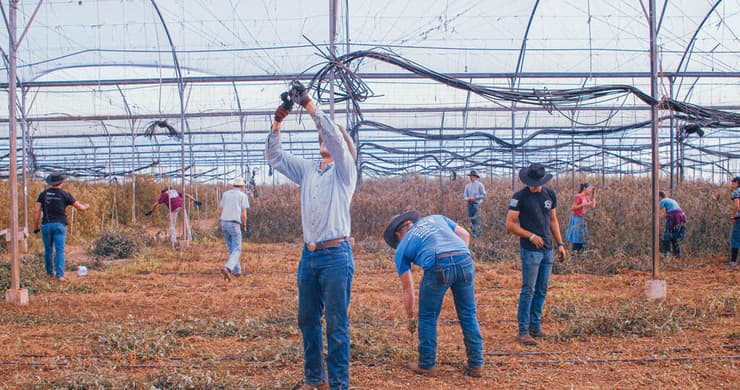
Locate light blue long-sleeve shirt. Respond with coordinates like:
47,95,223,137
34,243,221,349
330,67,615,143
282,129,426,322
265,107,357,244
464,180,486,204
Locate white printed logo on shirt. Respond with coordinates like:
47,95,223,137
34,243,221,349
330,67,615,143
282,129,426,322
544,200,552,210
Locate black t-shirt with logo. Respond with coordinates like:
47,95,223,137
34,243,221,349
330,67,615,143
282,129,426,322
36,188,76,225
508,186,558,250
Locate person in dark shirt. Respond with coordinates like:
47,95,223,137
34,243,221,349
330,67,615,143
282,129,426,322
32,172,90,280
505,164,566,346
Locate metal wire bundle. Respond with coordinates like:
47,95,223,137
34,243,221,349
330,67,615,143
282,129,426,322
142,120,182,140
659,97,740,129
308,48,658,113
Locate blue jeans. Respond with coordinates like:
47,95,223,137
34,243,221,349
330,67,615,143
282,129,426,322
41,222,67,278
517,248,554,335
467,202,482,238
221,221,242,274
417,253,483,370
660,218,684,257
297,241,354,390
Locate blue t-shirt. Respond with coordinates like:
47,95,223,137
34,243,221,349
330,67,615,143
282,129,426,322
509,186,558,251
732,188,740,218
659,198,680,213
393,215,469,276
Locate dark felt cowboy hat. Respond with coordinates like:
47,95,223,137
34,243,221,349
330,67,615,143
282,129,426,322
518,163,553,187
383,210,421,249
46,171,67,186
468,170,480,178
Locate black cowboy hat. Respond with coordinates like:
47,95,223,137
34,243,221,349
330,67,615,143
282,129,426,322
46,171,67,186
518,163,553,187
468,170,480,178
383,210,421,249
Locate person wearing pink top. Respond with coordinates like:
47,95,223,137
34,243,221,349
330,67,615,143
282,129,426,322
146,186,200,249
565,183,596,255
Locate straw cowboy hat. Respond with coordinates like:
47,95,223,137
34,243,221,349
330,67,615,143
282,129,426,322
518,163,553,186
383,210,421,249
46,172,67,186
468,170,480,178
231,177,246,186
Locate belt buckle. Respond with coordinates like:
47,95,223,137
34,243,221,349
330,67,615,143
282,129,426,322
307,242,317,251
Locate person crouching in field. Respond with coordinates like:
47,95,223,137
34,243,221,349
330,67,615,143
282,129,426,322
565,182,596,257
730,176,740,268
32,171,90,281
658,191,687,258
266,81,357,390
145,186,200,249
383,210,484,378
505,163,567,346
219,177,250,281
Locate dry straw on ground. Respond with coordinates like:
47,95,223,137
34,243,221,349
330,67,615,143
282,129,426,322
0,174,738,388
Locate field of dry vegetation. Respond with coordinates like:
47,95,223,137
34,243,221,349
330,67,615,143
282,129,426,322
1,174,738,389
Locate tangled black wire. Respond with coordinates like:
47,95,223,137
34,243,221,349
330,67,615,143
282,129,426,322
297,47,739,177
143,120,182,140
307,48,740,130
307,48,658,114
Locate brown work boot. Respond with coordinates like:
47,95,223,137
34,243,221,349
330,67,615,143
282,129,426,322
464,363,483,377
529,329,548,338
298,382,328,390
407,362,438,377
516,333,538,346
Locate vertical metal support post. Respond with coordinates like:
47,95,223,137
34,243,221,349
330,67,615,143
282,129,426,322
7,0,20,290
510,78,516,192
668,77,675,195
328,0,337,118
5,0,28,305
648,0,663,287
20,88,29,243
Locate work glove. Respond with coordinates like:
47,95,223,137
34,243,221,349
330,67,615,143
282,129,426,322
144,210,153,216
274,92,293,122
194,200,203,207
288,80,311,107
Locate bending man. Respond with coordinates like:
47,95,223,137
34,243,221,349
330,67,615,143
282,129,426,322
383,210,484,378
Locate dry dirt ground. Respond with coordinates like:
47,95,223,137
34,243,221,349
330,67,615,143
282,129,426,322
1,239,738,389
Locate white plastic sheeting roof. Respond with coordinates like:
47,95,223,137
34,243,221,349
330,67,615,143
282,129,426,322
0,0,738,183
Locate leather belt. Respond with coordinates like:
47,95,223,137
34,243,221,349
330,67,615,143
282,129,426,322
307,237,348,252
436,250,468,259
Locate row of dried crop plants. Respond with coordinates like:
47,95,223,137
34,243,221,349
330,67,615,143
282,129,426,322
252,174,734,272
0,173,734,273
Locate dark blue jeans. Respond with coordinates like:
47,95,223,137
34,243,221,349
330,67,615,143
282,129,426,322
467,202,482,238
517,248,554,335
661,217,684,257
417,253,483,370
41,222,67,278
297,241,354,390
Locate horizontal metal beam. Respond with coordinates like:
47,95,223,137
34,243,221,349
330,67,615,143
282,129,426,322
5,104,740,123
5,71,740,89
